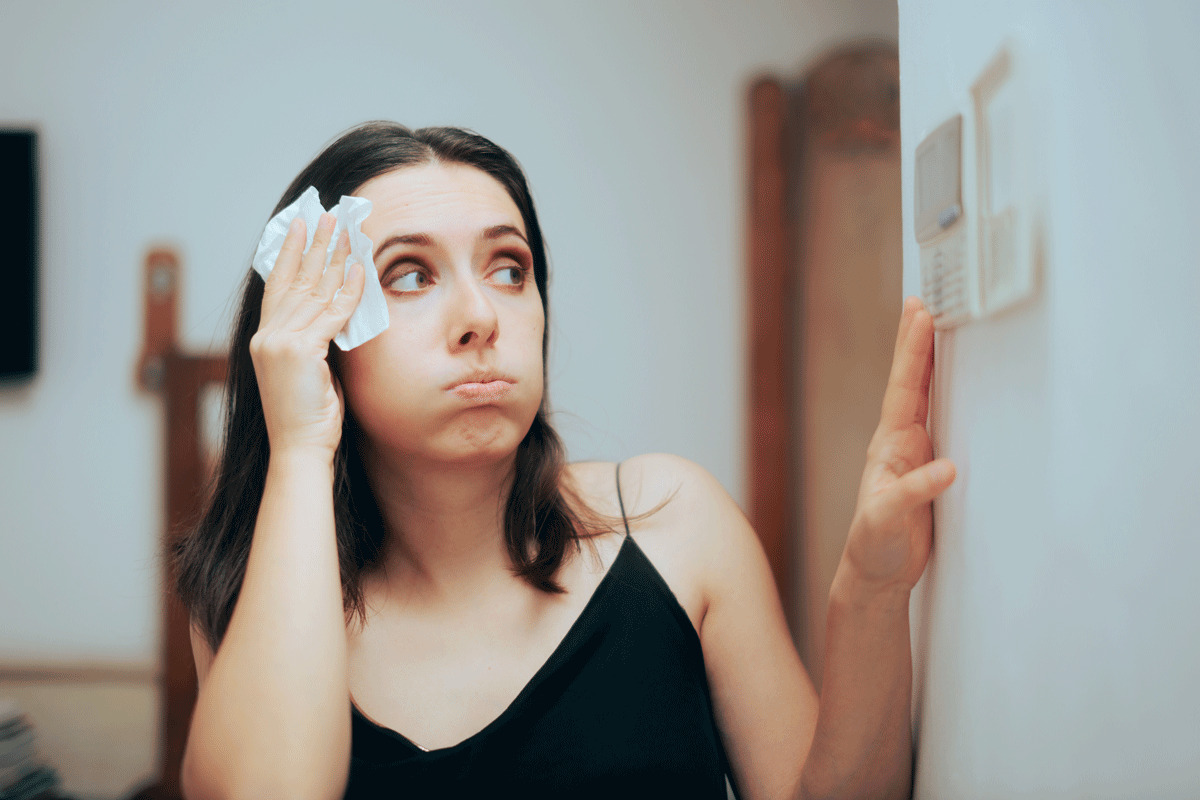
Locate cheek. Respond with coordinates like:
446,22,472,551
526,302,546,351
339,334,431,418
528,312,547,394
522,315,546,380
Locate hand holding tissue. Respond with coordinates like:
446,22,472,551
251,186,389,350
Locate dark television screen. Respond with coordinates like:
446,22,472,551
0,130,37,380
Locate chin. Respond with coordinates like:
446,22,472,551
433,412,534,466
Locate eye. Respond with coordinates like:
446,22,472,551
387,268,430,293
493,265,528,287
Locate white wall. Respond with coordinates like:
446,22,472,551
900,2,1200,797
0,1,897,665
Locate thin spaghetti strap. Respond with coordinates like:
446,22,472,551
615,461,631,538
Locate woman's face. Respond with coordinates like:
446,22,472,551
338,163,545,468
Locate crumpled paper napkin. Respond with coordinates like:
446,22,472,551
251,185,389,350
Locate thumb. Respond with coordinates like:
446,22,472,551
884,458,956,516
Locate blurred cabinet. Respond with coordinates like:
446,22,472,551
746,43,902,685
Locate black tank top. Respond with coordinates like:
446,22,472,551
344,464,738,799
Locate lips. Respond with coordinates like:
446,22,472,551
446,371,516,403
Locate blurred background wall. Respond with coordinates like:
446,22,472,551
0,1,897,796
900,1,1200,797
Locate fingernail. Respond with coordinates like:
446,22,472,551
288,216,303,234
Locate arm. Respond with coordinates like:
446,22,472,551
183,453,351,800
181,214,365,800
801,296,954,799
798,568,914,800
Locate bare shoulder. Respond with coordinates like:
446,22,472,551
565,452,730,513
563,454,753,633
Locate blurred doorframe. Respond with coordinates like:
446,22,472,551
746,41,901,687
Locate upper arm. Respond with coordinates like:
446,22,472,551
627,454,819,800
190,620,215,688
183,620,218,799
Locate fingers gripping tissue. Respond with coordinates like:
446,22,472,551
251,186,389,350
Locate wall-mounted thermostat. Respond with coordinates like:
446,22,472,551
915,115,977,328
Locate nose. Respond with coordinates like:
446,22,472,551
448,276,499,351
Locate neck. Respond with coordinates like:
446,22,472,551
361,444,521,605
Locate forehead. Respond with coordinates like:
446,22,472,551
353,163,526,241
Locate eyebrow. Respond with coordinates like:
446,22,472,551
372,224,529,261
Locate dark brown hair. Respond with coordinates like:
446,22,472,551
173,122,626,653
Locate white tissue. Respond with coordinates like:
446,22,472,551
251,186,389,350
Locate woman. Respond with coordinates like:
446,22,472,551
173,122,955,800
